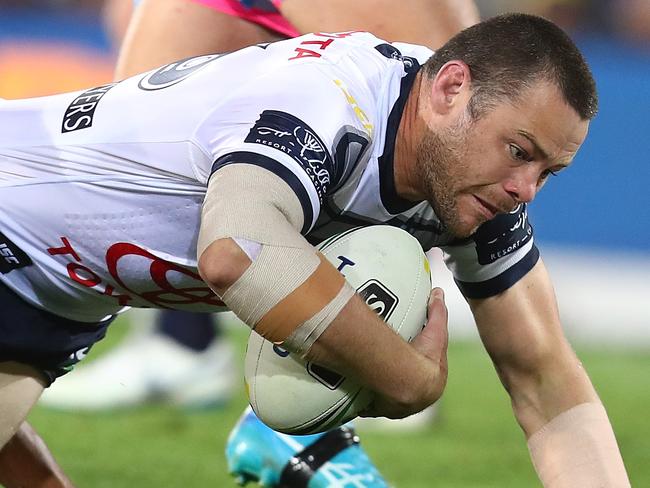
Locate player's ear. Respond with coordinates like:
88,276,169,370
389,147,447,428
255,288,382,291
429,60,471,115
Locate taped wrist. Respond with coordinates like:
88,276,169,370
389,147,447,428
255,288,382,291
527,402,630,487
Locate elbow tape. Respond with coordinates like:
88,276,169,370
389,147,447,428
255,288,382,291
221,245,354,346
199,164,354,353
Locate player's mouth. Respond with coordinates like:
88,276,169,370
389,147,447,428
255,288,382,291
473,195,499,220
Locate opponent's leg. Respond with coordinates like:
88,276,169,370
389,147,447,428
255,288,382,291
0,363,77,487
115,0,284,79
279,0,480,49
0,362,44,448
227,408,388,487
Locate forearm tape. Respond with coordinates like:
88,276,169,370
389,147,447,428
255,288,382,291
527,402,630,488
284,283,355,357
222,245,354,348
199,164,354,352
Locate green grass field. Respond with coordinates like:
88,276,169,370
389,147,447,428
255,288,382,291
27,317,650,487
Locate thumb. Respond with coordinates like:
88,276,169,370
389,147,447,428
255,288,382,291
411,287,449,361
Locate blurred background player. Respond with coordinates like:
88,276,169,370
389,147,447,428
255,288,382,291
39,0,481,426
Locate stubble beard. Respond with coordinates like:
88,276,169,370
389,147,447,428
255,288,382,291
415,124,477,239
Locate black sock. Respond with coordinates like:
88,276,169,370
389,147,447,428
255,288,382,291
156,310,219,352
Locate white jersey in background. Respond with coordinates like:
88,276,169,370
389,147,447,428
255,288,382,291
0,32,537,323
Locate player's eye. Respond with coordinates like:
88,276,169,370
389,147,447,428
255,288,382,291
538,168,560,187
509,144,531,162
540,168,559,181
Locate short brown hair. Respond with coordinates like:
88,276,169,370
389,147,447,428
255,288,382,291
424,13,598,120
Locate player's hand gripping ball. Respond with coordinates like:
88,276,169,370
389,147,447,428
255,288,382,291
244,225,432,434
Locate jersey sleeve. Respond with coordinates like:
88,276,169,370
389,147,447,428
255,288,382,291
441,204,540,299
203,63,373,236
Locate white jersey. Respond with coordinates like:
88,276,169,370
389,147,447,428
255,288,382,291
0,32,538,322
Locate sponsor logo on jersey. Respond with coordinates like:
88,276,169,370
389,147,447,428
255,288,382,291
473,203,533,264
245,110,335,203
138,54,223,91
288,31,360,61
46,237,225,310
61,83,117,133
0,232,33,274
374,43,417,70
357,279,398,321
375,43,403,61
104,242,225,309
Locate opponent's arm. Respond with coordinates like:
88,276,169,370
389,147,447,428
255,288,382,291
0,422,75,488
280,0,480,49
469,259,630,487
198,164,448,418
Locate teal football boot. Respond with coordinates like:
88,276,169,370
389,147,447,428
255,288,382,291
226,408,389,487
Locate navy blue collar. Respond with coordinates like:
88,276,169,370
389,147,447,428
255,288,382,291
378,60,422,214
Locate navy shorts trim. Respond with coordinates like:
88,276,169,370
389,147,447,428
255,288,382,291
0,281,113,386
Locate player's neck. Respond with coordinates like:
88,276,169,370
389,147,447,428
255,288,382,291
394,71,426,202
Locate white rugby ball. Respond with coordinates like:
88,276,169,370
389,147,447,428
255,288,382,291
244,225,431,435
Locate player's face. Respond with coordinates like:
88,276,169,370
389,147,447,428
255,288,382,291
416,81,589,238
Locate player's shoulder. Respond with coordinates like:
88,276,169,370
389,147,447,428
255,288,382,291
277,31,432,71
391,41,435,65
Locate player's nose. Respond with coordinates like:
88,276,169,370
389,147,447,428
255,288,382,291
503,169,538,204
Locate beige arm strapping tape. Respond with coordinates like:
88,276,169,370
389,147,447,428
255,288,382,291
199,163,354,352
284,282,356,357
223,248,355,350
198,164,311,258
527,402,630,488
221,244,320,327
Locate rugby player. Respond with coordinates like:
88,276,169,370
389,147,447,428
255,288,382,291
0,13,630,488
40,0,480,416
41,0,478,419
37,1,480,485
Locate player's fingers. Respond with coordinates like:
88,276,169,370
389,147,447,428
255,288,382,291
411,287,449,398
361,289,449,419
412,287,448,361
